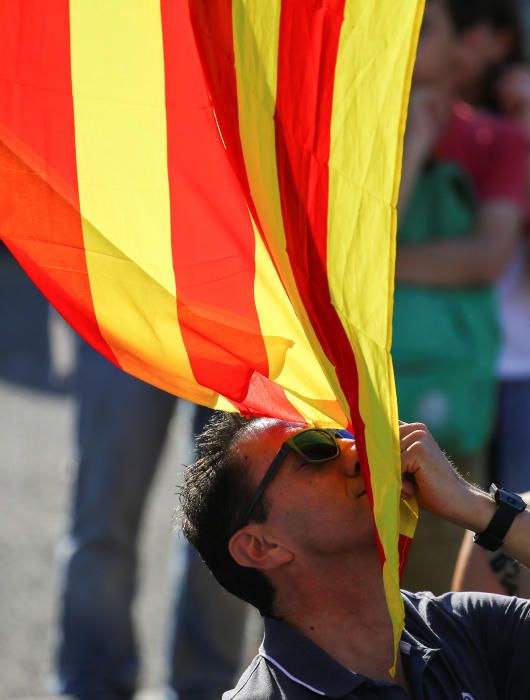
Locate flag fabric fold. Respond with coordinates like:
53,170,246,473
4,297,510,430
0,0,423,659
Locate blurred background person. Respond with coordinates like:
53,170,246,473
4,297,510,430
482,2,530,497
452,0,530,599
394,0,527,593
55,341,250,700
0,244,252,698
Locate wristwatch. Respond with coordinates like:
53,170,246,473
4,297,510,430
473,484,527,552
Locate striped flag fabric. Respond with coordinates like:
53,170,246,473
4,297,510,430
0,0,423,658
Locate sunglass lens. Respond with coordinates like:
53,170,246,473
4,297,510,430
293,430,339,461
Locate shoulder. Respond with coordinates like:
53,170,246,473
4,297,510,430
450,103,525,145
402,591,530,698
403,589,530,639
403,589,530,671
436,103,527,204
438,103,526,162
403,587,529,614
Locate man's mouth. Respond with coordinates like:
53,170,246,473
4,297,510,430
357,490,366,498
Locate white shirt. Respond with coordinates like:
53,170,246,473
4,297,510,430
497,240,530,379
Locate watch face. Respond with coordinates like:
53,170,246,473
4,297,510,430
504,493,526,510
477,484,526,552
494,485,526,512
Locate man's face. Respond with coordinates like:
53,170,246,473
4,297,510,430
413,0,458,87
234,420,375,560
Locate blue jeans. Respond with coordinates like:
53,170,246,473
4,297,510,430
56,343,248,699
167,544,249,700
491,378,530,493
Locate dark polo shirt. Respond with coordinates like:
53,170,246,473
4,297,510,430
223,591,530,699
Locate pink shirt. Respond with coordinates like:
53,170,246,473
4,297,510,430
436,102,527,210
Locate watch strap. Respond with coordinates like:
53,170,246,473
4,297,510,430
473,484,526,552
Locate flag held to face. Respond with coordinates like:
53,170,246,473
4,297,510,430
0,0,424,661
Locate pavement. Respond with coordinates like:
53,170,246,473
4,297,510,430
0,250,191,698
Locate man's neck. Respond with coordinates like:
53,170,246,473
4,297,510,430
273,547,408,688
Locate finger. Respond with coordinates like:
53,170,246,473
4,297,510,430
400,443,424,482
400,430,428,454
400,478,417,500
399,422,428,439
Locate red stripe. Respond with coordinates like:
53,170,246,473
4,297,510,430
274,0,386,560
231,373,308,423
398,534,412,579
161,0,303,419
0,1,116,364
187,1,255,214
187,1,288,282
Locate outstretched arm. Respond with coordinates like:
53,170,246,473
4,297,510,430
399,422,530,570
396,202,521,286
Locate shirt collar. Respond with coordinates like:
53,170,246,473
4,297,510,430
261,617,375,697
261,613,441,698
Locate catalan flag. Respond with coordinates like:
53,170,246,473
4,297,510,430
0,0,423,659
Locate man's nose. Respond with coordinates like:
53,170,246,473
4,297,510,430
339,439,360,477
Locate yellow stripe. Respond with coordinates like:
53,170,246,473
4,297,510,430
252,214,348,427
231,1,348,426
69,1,216,406
328,0,424,665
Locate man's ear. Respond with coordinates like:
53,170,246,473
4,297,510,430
229,525,294,571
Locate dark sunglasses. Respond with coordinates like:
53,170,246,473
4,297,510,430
236,427,354,532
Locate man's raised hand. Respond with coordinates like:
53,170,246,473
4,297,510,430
399,422,474,524
399,421,530,569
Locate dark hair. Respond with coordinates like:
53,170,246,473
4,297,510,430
444,0,493,33
488,1,527,64
446,0,526,62
446,0,527,112
178,412,276,616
